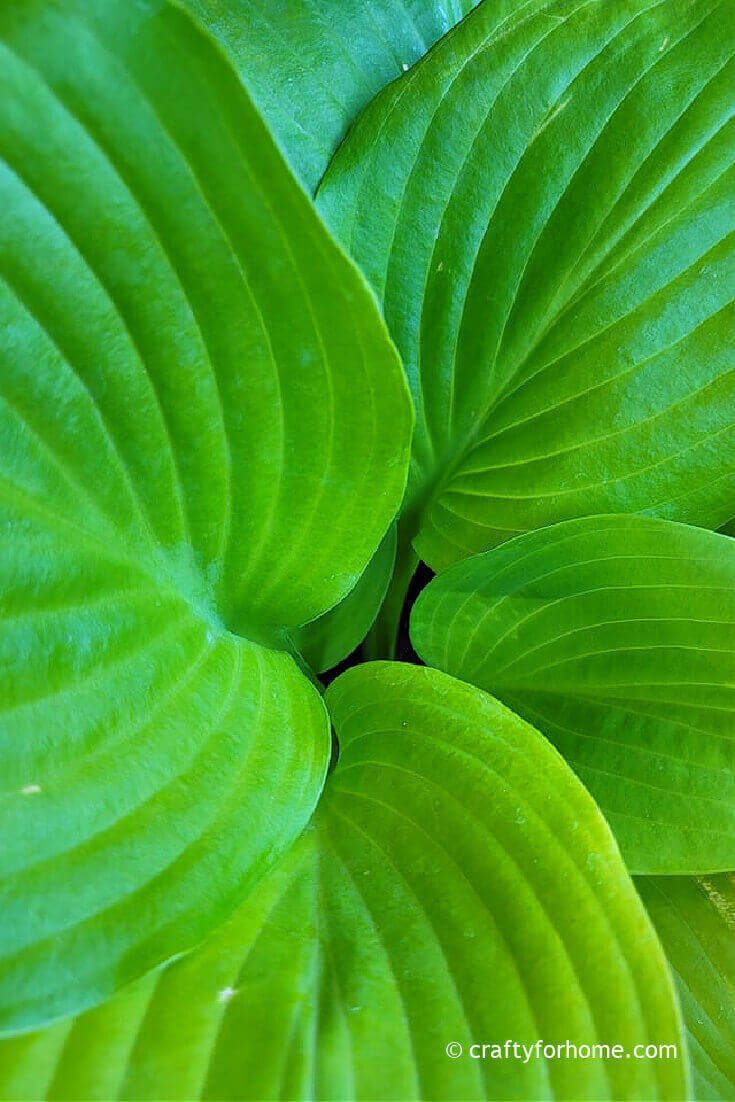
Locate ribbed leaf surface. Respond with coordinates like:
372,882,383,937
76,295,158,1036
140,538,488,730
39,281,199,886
183,0,482,191
411,515,735,874
0,665,687,1100
0,0,411,1032
318,0,735,568
293,526,397,673
638,875,735,1099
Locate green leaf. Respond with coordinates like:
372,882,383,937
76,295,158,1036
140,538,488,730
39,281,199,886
182,0,482,192
411,514,735,875
292,525,397,673
0,664,687,1100
318,0,735,570
0,0,411,1033
637,875,735,1100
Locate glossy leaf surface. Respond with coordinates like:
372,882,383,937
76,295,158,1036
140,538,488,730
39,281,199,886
319,0,735,569
183,0,482,191
0,0,411,1032
0,665,687,1100
638,874,735,1100
412,515,735,875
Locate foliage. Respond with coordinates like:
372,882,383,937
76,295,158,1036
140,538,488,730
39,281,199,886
0,0,733,1098
412,515,735,875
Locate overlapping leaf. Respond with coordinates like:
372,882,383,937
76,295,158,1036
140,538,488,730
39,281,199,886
318,0,735,569
0,0,411,1033
293,526,397,673
412,514,735,875
0,664,686,1100
182,0,482,191
638,874,735,1099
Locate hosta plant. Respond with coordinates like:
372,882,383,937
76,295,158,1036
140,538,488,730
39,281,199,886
0,0,733,1099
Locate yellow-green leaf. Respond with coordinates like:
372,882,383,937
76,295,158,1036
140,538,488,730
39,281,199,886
319,0,735,568
0,664,688,1101
0,0,411,1033
412,515,735,874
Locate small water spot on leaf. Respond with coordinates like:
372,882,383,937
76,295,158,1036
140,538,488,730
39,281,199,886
21,784,42,795
206,630,215,644
401,62,410,71
217,986,239,1004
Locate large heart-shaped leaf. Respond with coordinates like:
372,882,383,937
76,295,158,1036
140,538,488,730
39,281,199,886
637,874,735,1100
411,514,735,875
182,0,482,192
318,0,735,570
0,0,411,1033
0,664,687,1100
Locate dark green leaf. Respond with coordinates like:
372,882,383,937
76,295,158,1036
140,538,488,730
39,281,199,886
411,514,735,874
318,0,735,569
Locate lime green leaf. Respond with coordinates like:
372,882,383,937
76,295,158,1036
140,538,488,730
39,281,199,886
182,0,482,192
293,525,397,673
0,0,411,1032
0,664,687,1100
0,0,411,636
638,875,735,1100
0,531,330,1036
411,514,735,875
318,0,735,570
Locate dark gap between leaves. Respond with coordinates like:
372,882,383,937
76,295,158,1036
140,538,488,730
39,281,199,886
322,559,435,773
